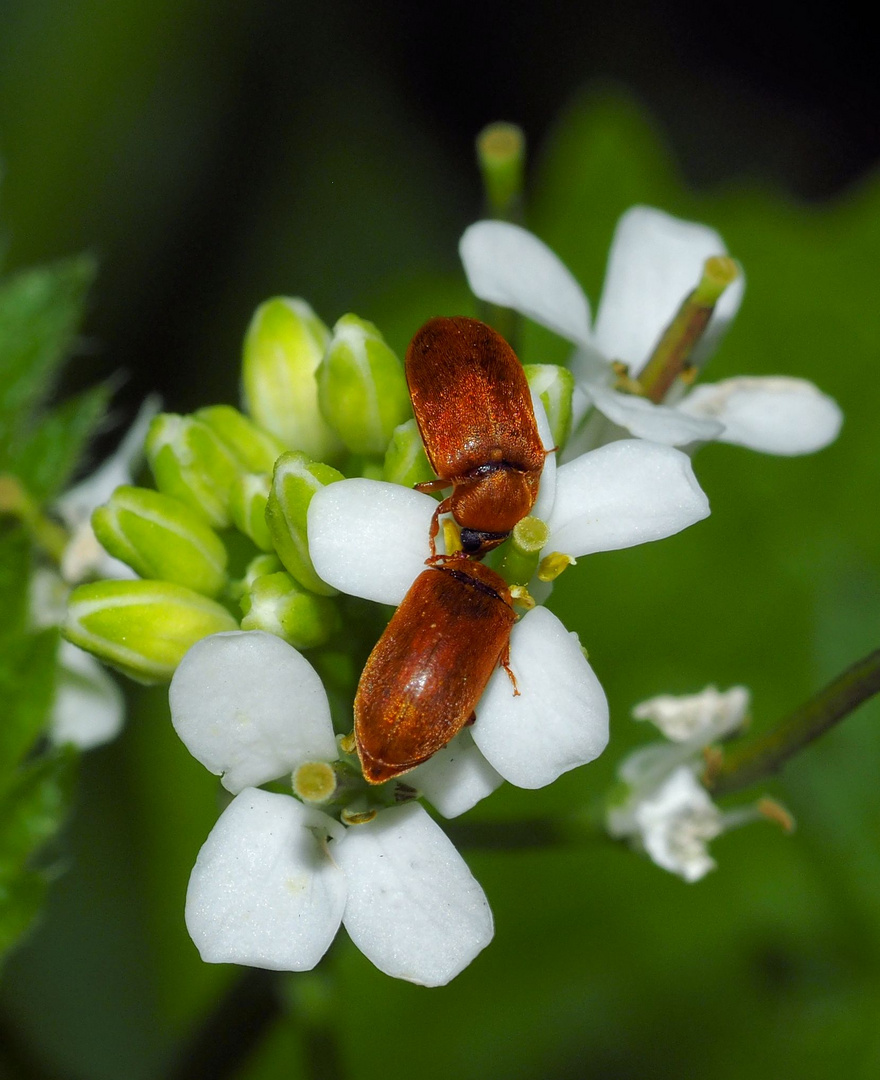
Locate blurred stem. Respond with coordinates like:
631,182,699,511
163,969,281,1080
708,647,880,797
0,473,68,564
447,807,614,851
163,965,347,1080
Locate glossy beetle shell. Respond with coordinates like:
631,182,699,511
353,556,517,784
406,315,546,555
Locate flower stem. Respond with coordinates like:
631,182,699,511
163,969,281,1080
0,473,69,564
447,808,614,851
707,647,880,797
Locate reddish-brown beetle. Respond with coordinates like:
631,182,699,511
406,315,547,556
353,555,518,784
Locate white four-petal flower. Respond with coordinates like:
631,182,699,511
460,209,841,455
608,685,752,881
307,419,709,800
171,630,494,986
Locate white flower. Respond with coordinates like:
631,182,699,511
54,395,160,584
170,630,494,986
28,398,159,749
633,684,749,743
306,412,710,800
460,209,842,456
609,685,755,881
631,766,724,883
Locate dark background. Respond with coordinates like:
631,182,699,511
1,0,877,421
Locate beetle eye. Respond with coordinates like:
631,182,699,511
459,529,483,553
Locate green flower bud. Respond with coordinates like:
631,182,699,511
265,451,343,596
383,418,435,489
229,472,273,551
91,486,228,597
317,314,411,456
195,405,286,474
226,473,272,552
64,579,238,683
240,570,340,650
227,552,282,602
145,414,240,528
242,297,343,461
524,363,574,449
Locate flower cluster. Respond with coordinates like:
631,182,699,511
608,686,791,881
60,202,839,985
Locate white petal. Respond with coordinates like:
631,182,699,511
308,479,435,605
55,395,161,528
593,206,743,374
633,767,722,883
544,440,710,559
186,788,346,970
169,631,337,793
408,730,503,818
459,221,591,345
473,606,609,789
588,386,724,446
50,640,125,749
633,685,750,743
335,803,493,986
678,376,843,455
530,390,557,522
60,520,139,585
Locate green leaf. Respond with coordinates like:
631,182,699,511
0,867,48,963
0,746,77,874
0,627,59,776
0,255,96,459
0,525,32,643
10,381,113,502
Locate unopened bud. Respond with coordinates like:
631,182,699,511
317,314,410,456
240,570,340,650
91,486,228,597
64,579,238,683
242,297,343,461
195,405,286,474
229,473,273,551
145,414,240,528
476,122,525,220
265,451,343,596
525,364,574,449
382,418,435,488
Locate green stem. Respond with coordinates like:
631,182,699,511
446,809,613,852
0,473,69,564
163,969,281,1080
708,647,880,797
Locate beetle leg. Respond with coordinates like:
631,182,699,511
414,478,449,494
464,712,476,726
427,496,453,558
500,640,520,696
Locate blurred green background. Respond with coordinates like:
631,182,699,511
2,2,879,1078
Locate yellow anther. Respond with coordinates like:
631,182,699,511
442,518,463,555
756,797,796,833
509,584,536,609
537,551,576,582
341,807,378,826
